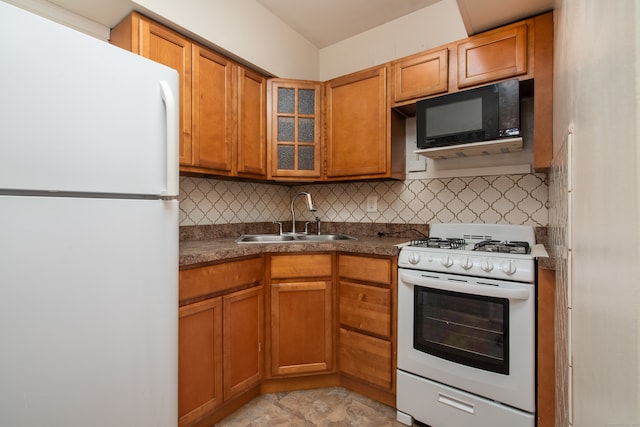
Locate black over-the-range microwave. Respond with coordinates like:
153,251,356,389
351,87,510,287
416,79,521,149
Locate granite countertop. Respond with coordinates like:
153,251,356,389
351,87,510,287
178,223,557,270
179,235,409,267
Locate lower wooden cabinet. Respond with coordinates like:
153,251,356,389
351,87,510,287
223,286,264,401
178,256,264,427
179,251,399,422
179,297,223,427
337,254,397,404
267,254,334,377
178,285,264,427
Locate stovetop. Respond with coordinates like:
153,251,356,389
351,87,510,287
408,238,531,254
398,223,539,282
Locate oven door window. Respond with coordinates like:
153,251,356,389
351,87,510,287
414,285,509,374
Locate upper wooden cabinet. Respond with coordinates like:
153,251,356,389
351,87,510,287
325,65,405,181
267,79,322,180
111,14,193,165
237,67,268,178
191,45,234,173
457,22,528,88
392,47,449,103
111,13,266,179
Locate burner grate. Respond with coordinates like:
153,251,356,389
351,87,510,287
410,237,466,249
473,240,530,254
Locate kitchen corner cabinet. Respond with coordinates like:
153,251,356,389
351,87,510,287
325,64,405,181
111,13,266,179
337,254,396,406
391,47,449,103
178,257,264,427
267,79,322,180
267,254,334,377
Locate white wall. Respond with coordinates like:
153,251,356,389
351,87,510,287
319,0,466,80
131,0,320,79
132,0,466,81
552,0,640,425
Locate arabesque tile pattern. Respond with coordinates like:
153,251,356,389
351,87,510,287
179,174,548,227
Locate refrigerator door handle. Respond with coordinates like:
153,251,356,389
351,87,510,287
160,80,179,198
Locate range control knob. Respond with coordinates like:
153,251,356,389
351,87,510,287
408,252,421,265
441,255,454,268
481,259,494,272
461,256,473,270
502,261,517,275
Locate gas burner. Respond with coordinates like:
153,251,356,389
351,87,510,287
410,237,466,250
473,240,530,254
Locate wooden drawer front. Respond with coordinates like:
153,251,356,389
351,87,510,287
393,48,448,102
457,24,528,88
339,281,391,338
270,254,332,279
338,254,391,285
180,257,263,302
339,328,391,390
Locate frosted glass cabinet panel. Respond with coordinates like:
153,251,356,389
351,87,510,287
268,79,322,180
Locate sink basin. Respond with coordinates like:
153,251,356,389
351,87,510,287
235,233,356,243
294,234,356,241
235,234,296,243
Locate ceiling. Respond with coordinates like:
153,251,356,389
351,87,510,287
42,0,554,49
256,0,555,48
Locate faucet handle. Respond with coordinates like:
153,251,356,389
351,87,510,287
272,221,283,235
315,217,321,235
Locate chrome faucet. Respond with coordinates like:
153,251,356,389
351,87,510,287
290,191,316,234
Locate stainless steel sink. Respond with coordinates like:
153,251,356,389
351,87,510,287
294,234,356,241
235,234,296,243
235,233,356,243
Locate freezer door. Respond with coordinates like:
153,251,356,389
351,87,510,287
0,195,178,427
0,2,179,197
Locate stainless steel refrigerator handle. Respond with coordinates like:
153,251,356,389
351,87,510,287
160,80,179,198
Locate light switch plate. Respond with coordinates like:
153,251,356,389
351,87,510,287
366,195,378,213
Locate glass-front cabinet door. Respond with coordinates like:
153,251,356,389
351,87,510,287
267,79,322,180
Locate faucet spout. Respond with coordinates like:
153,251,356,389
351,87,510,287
290,192,316,234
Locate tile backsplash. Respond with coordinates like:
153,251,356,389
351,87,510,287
179,174,548,227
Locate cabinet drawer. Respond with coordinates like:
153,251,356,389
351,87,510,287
339,328,392,390
339,281,391,338
338,254,392,285
270,254,332,279
457,23,528,88
180,257,263,302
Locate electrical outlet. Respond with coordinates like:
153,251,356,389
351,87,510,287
366,195,378,213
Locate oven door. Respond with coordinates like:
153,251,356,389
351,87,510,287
397,268,535,412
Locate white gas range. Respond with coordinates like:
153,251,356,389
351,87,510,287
396,223,547,427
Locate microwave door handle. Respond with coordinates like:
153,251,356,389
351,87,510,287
400,273,530,301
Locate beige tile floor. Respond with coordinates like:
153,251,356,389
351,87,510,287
215,387,420,426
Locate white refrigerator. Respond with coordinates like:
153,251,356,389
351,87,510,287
0,2,179,426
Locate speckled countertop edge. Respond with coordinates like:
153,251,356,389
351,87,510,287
179,235,409,267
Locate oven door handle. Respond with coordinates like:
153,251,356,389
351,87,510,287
400,273,530,300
